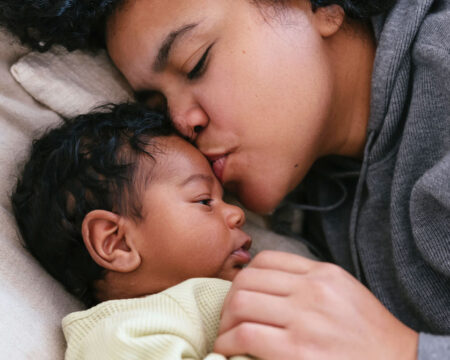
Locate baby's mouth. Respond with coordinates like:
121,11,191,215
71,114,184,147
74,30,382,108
231,238,252,268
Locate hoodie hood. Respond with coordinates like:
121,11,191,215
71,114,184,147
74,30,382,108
368,0,435,162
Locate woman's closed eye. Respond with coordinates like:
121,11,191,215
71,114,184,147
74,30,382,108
187,43,214,80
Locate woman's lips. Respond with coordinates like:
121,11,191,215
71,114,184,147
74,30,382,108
211,155,227,182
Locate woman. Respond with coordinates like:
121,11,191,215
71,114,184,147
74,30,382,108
1,0,449,358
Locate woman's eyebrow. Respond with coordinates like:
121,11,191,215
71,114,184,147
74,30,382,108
153,23,199,72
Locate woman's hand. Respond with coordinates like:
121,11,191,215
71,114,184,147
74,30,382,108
214,251,418,360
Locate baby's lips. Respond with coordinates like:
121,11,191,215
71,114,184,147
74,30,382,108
231,237,252,264
231,247,252,265
241,237,252,251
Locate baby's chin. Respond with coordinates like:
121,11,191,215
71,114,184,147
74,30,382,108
217,264,245,282
216,248,252,281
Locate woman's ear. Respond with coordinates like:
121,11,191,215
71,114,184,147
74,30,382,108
312,5,345,38
82,210,141,272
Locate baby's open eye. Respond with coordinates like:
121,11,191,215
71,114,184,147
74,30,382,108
198,198,212,206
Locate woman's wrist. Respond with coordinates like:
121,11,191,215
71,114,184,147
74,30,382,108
398,325,419,360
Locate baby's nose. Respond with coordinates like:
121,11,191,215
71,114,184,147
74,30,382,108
226,204,245,229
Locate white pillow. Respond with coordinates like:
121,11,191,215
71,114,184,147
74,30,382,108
0,31,81,360
10,46,134,118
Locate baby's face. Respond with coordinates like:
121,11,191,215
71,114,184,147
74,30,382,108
129,135,251,293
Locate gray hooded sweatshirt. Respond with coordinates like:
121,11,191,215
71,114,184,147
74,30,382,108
279,0,450,358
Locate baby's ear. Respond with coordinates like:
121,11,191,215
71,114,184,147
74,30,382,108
82,210,141,272
312,5,345,38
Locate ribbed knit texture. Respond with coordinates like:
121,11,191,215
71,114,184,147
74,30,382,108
62,278,252,360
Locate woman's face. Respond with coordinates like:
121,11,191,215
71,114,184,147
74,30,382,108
107,0,339,213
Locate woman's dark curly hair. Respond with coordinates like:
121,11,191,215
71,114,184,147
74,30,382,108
0,0,397,52
0,0,126,51
11,103,174,306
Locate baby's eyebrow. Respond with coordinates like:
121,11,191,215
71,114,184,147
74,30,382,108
180,173,214,187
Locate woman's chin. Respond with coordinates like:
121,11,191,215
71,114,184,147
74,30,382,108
237,188,281,215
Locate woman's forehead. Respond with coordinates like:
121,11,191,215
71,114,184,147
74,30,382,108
106,0,232,84
107,0,229,39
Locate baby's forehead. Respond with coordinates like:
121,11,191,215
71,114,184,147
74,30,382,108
141,135,213,184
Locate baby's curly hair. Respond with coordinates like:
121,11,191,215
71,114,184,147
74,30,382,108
11,103,174,306
0,0,397,52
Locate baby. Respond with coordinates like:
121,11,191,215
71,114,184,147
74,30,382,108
12,103,253,360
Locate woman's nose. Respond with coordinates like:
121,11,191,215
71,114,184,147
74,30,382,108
171,104,209,142
225,204,246,229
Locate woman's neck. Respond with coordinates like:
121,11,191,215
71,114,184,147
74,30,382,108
323,21,376,159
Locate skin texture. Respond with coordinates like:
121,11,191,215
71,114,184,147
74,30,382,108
82,136,251,300
105,0,418,358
